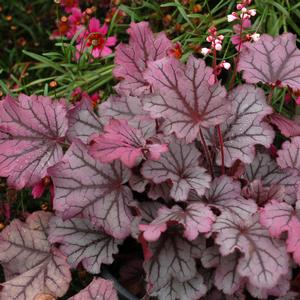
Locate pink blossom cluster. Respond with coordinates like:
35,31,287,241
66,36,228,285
201,27,231,73
228,0,260,49
51,4,117,59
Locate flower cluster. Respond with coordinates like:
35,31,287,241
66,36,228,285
228,0,260,49
201,27,231,73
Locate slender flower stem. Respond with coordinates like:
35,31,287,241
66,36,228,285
212,43,225,174
229,16,244,91
199,128,214,178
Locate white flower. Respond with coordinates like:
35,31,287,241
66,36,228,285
227,14,238,22
215,43,222,51
222,62,231,70
251,33,260,42
201,47,211,55
248,9,256,16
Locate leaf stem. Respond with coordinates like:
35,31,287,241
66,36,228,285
199,128,214,178
217,125,225,174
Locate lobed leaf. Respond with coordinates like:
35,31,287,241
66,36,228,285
196,176,257,219
144,234,205,287
48,216,122,274
141,137,211,201
238,33,300,90
212,85,274,167
89,119,167,167
67,99,103,144
245,152,300,204
143,56,230,143
99,95,156,138
48,140,133,239
113,22,172,96
0,94,68,189
149,273,207,300
267,113,300,138
140,203,215,241
213,212,289,288
277,137,300,170
0,212,71,300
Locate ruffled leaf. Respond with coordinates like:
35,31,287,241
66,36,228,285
48,140,133,239
143,56,230,143
68,277,118,300
48,216,122,274
0,95,68,189
213,212,289,288
141,137,211,201
113,21,172,96
238,33,300,90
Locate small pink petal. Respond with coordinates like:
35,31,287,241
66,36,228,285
106,36,117,47
88,18,101,33
101,46,113,57
92,47,101,58
99,23,108,35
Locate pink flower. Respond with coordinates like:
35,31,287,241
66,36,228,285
60,0,79,14
296,96,300,105
66,8,84,40
76,18,117,59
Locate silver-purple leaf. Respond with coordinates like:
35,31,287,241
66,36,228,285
99,95,156,138
245,152,300,204
213,85,274,167
213,212,289,289
277,137,300,170
203,175,257,219
48,216,122,274
143,56,230,143
0,94,68,189
48,140,133,239
140,203,215,241
141,137,211,201
67,99,103,143
113,21,172,96
238,33,300,90
149,273,207,300
68,277,118,300
0,211,71,300
214,253,244,295
144,234,205,287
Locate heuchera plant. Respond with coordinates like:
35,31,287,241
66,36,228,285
1,19,300,300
